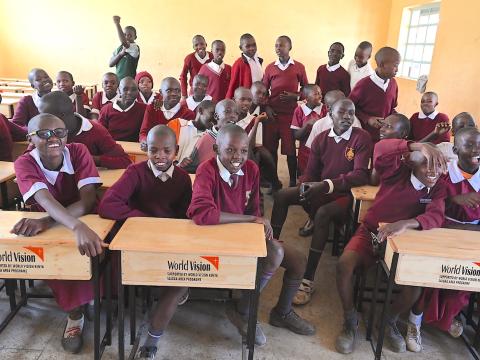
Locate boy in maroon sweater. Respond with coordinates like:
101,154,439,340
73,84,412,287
263,36,309,186
349,47,400,142
335,139,447,354
226,33,263,99
179,35,213,98
12,68,53,128
409,91,450,144
315,42,351,97
99,77,147,142
99,125,191,358
188,124,315,346
39,91,131,169
271,99,372,305
198,40,231,102
56,71,90,118
90,72,119,120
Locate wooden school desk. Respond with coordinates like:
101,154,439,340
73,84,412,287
0,97,19,118
0,92,26,99
0,212,116,360
350,185,379,228
368,228,480,360
116,141,148,163
109,218,267,360
0,161,15,209
11,141,29,161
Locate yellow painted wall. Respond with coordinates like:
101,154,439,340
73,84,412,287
0,0,391,86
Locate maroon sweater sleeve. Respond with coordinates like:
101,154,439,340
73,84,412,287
341,71,351,97
94,125,132,169
139,104,158,142
348,85,370,127
98,164,149,220
303,135,324,182
226,58,242,99
245,163,261,217
11,96,32,127
179,54,191,97
5,115,27,141
373,139,410,181
416,182,446,230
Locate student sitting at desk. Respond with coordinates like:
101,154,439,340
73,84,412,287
11,114,107,354
99,125,192,359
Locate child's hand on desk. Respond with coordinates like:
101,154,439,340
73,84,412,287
451,192,480,208
73,85,85,96
434,122,451,136
10,217,52,237
73,222,109,257
254,217,273,241
376,219,418,243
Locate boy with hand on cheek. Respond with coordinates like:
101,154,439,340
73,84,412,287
110,15,139,80
56,71,90,118
90,72,119,120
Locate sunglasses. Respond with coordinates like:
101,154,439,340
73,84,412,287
27,128,68,140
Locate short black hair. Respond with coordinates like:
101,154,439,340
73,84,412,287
240,33,254,44
212,39,225,48
330,42,345,52
302,84,318,97
58,70,73,82
192,34,206,42
391,113,411,136
125,25,137,36
454,127,480,147
278,35,292,48
358,41,372,50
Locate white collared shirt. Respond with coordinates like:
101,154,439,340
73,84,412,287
418,110,439,120
139,92,155,105
161,102,181,120
31,91,42,109
327,126,353,143
301,103,323,117
243,53,263,82
29,147,75,185
176,119,206,161
125,43,140,58
370,72,390,92
195,52,210,64
102,91,119,105
113,100,136,113
75,113,93,135
326,63,341,72
410,173,427,191
207,61,225,75
236,113,263,145
147,160,175,182
348,59,374,89
274,58,295,71
216,156,244,187
305,114,362,148
448,160,480,192
185,95,213,111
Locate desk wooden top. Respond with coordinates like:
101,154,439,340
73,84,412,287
98,168,125,189
117,141,145,155
389,228,480,260
0,98,19,106
0,212,115,246
110,217,267,257
351,185,379,202
0,92,25,98
0,161,15,183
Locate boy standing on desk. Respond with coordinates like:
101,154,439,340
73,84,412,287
188,124,315,346
335,138,447,354
99,125,192,359
11,114,107,354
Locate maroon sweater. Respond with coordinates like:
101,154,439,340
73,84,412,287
187,157,261,225
99,102,146,142
349,76,398,142
409,112,450,144
179,51,213,97
304,127,372,193
12,95,40,128
198,63,232,102
363,139,446,232
0,114,27,161
98,162,192,220
226,55,263,99
314,65,351,97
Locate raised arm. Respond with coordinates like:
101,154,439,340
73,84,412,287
113,15,129,48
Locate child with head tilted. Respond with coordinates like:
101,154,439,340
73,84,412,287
437,112,477,161
90,72,119,120
271,99,372,305
181,74,212,111
349,46,400,142
12,68,53,128
109,15,139,80
179,35,213,98
315,42,351,96
198,40,231,102
187,124,315,346
11,114,107,354
334,139,448,355
99,77,146,142
0,94,27,161
135,71,156,105
56,71,90,118
348,41,374,90
99,125,191,359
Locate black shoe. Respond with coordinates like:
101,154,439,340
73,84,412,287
298,219,314,237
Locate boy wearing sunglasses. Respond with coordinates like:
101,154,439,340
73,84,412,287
11,113,107,354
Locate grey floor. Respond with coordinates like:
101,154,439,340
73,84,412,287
0,156,474,359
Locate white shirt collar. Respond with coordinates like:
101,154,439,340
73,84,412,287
113,100,136,112
186,95,212,111
242,53,263,82
102,91,119,105
207,61,225,75
274,57,295,71
370,72,390,92
418,110,439,120
74,113,93,135
216,156,244,186
147,160,175,182
410,173,427,191
301,103,323,116
328,126,353,143
32,91,42,108
161,102,181,120
68,93,76,103
236,113,255,129
326,63,341,72
448,160,480,192
194,52,210,64
29,147,75,185
139,92,155,105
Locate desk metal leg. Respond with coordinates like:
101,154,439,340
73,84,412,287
105,255,112,346
117,252,125,360
246,260,261,360
129,285,136,345
367,262,383,341
93,256,101,360
1,182,8,209
352,200,360,233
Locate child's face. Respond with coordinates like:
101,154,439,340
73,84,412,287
31,70,53,94
192,78,208,99
420,94,437,115
197,106,215,130
102,75,119,97
124,28,136,43
378,54,400,79
251,84,267,106
306,86,322,107
138,76,153,94
331,100,354,134
161,80,181,109
216,103,239,129
275,38,290,58
193,37,207,58
328,43,344,65
216,132,249,174
56,73,74,94
454,131,480,173
240,37,257,58
28,117,68,160
147,134,177,172
379,115,406,140
354,47,371,67
212,42,226,63
411,154,441,189
119,79,139,105
234,90,253,116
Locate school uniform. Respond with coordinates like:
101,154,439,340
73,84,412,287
0,114,27,161
345,139,447,265
409,110,450,144
113,43,140,80
226,53,264,99
305,113,363,148
99,161,192,219
68,92,91,112
262,58,308,155
349,72,398,142
139,102,195,142
179,51,213,97
181,94,213,112
236,112,263,146
314,63,351,96
187,157,260,225
167,119,206,163
192,128,217,165
14,143,102,311
347,60,374,90
11,91,44,128
198,62,231,102
99,101,146,142
91,91,119,116
290,103,327,174
136,92,156,105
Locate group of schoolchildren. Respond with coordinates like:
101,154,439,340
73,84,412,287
0,15,479,360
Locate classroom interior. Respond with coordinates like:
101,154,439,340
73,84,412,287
0,0,479,359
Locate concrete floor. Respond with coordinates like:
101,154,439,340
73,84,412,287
0,156,474,359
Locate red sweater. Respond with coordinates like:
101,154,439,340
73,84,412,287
91,91,117,114
262,61,308,115
179,51,213,97
12,95,39,128
99,102,147,142
198,63,232,102
349,76,398,142
226,55,263,99
304,127,372,193
409,112,450,144
363,139,446,232
187,157,261,225
315,64,351,97
0,114,27,161
98,162,192,220
139,103,195,142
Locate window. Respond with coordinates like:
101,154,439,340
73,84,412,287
397,2,440,79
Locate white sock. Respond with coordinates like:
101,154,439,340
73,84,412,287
64,315,84,338
409,311,423,326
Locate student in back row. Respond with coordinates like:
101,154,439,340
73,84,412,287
198,40,231,102
56,71,90,118
347,41,374,90
437,112,477,161
180,74,212,111
135,71,156,105
315,42,350,97
109,15,139,80
90,72,119,120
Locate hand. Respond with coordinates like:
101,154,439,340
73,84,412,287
73,85,85,96
413,142,448,175
73,222,109,257
140,141,147,152
279,91,298,103
451,192,480,208
254,112,268,124
434,122,451,136
113,15,121,24
120,46,128,56
153,97,163,111
367,117,383,129
178,157,193,168
376,220,417,243
10,217,52,237
299,181,329,203
254,217,273,241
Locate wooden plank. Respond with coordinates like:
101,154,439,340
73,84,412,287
12,141,29,161
0,161,15,183
351,185,379,202
116,141,148,163
98,168,125,189
0,92,26,99
0,98,18,118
